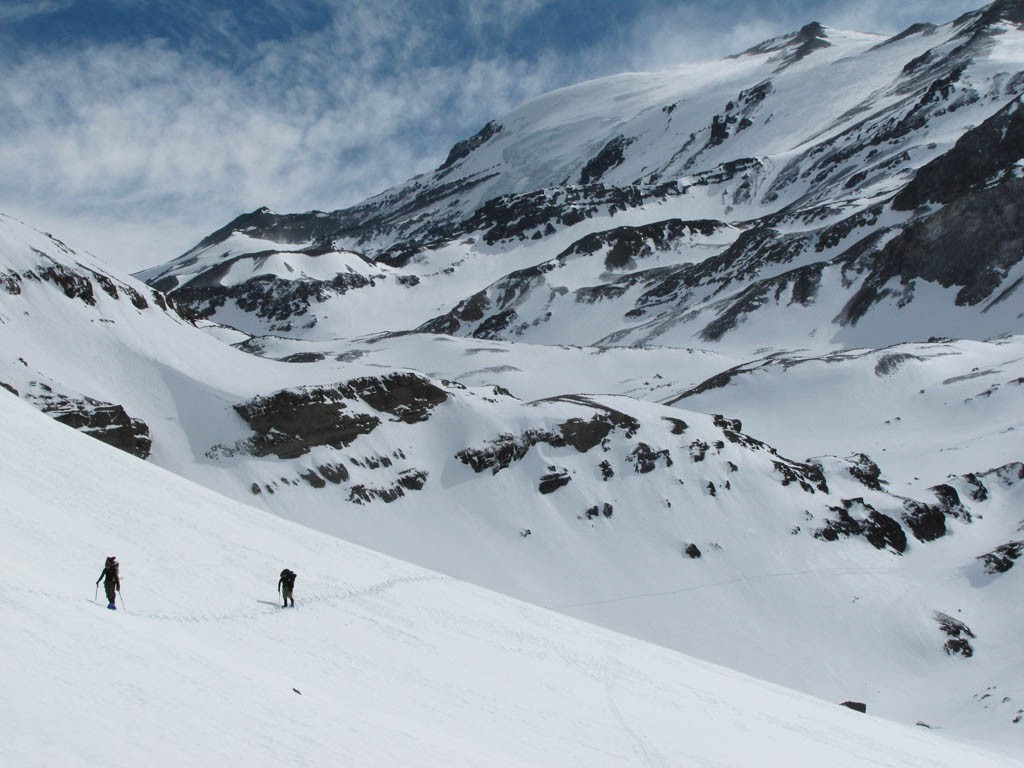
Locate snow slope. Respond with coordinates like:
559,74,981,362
3,211,1024,754
8,392,1023,767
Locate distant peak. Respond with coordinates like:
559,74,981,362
955,0,1024,28
980,0,1024,24
733,21,832,67
795,21,828,41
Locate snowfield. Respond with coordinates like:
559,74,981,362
2,391,1021,767
4,2,1024,763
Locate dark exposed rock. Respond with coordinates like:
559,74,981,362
962,472,989,501
894,96,1024,210
462,184,644,246
32,391,152,459
1,270,22,294
234,384,381,459
317,462,350,484
601,502,613,518
0,381,18,396
684,543,702,559
348,483,405,505
846,453,883,490
558,417,614,452
901,500,947,542
934,612,975,657
815,498,906,553
250,483,261,495
929,483,970,520
978,541,1024,574
457,428,559,474
230,373,441,445
689,440,709,462
840,701,867,714
874,353,921,377
734,22,830,70
172,269,374,328
772,459,829,493
628,442,673,473
398,468,429,491
439,121,503,172
838,101,1024,326
300,469,326,488
456,402,638,476
538,469,571,494
277,352,326,363
712,414,742,432
599,459,615,480
347,373,448,423
560,218,724,272
663,417,689,435
579,135,635,185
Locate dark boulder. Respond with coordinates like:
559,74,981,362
538,470,571,494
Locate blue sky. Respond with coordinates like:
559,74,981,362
0,0,989,269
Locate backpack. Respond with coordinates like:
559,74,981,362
280,569,296,588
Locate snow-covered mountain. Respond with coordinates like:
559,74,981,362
139,2,1024,351
4,1,1024,760
8,390,1022,767
3,209,1024,755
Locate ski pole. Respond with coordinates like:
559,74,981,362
117,589,126,612
94,583,99,602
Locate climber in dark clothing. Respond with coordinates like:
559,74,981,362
96,556,120,609
278,568,296,608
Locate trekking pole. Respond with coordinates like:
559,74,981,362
117,589,126,612
94,583,99,602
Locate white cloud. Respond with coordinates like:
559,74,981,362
0,0,73,23
0,2,580,271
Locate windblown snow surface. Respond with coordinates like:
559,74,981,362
0,391,1020,767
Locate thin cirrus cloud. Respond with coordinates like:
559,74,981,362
0,0,988,271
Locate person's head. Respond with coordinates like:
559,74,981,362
106,556,117,565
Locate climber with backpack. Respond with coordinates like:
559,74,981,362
278,568,296,608
96,556,120,610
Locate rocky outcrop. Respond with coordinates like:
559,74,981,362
28,387,151,459
232,373,448,459
234,385,380,459
538,469,571,494
346,373,448,424
934,612,975,657
978,541,1023,574
457,400,639,475
815,498,907,553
